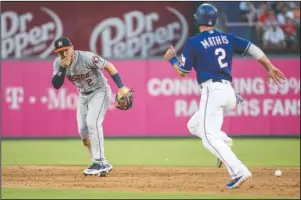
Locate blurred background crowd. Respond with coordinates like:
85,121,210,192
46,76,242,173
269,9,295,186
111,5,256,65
207,1,300,54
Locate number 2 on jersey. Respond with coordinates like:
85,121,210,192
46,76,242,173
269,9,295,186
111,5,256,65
86,78,94,86
215,48,228,68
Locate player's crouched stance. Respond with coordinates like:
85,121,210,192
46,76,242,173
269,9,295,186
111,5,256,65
164,4,285,189
51,37,133,177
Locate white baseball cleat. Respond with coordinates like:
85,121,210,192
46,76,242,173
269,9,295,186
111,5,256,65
83,163,113,177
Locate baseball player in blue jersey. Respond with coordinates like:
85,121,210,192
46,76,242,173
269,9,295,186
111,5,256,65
164,4,285,189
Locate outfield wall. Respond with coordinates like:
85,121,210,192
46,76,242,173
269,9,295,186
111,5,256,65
1,58,300,138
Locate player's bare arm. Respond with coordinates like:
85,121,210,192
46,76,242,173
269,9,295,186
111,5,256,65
104,61,133,110
259,56,285,85
164,46,186,77
103,61,131,95
247,44,286,85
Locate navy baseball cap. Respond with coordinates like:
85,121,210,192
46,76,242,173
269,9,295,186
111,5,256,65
54,36,73,53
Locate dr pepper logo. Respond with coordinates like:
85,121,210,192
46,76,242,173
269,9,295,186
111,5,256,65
90,7,189,58
1,7,63,58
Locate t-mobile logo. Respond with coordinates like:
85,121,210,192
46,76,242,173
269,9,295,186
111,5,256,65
6,87,24,110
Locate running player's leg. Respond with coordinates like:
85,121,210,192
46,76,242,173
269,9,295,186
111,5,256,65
188,110,232,144
198,84,249,180
187,110,201,137
187,89,233,169
219,130,233,146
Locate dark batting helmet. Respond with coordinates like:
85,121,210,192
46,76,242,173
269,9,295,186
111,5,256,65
194,3,218,26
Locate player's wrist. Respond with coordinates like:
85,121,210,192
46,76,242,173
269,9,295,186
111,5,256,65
59,66,67,71
169,57,178,66
111,73,124,88
57,66,67,76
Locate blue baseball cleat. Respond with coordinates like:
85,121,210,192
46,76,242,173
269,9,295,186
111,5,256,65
83,163,113,177
226,173,252,189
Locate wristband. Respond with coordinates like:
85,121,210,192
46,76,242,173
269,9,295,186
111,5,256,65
59,66,67,72
57,66,67,77
169,57,178,66
111,73,124,88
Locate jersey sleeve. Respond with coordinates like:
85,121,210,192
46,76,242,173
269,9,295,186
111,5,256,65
52,59,60,77
178,39,194,73
85,52,106,70
232,34,251,57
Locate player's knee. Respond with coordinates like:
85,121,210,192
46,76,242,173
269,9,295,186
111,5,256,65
79,128,87,134
187,119,204,137
187,120,197,135
86,120,103,134
86,123,96,133
86,117,94,128
78,127,88,137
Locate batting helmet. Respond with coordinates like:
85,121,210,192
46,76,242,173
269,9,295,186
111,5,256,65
194,3,218,26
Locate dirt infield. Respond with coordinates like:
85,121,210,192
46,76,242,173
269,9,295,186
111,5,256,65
2,166,300,198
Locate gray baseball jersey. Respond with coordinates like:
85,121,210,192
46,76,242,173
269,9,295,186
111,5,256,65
52,50,112,165
52,50,110,93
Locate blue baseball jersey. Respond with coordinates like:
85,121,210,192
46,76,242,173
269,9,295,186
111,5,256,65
178,30,251,84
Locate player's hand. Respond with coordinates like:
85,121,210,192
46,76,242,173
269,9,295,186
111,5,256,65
117,86,131,98
164,45,176,61
115,86,134,110
267,66,286,85
60,57,72,68
236,93,244,104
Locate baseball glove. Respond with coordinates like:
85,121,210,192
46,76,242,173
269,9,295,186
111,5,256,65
115,88,134,110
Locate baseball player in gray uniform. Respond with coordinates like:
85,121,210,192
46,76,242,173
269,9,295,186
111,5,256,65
51,36,132,176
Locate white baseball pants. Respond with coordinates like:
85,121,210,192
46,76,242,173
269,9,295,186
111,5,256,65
187,80,250,179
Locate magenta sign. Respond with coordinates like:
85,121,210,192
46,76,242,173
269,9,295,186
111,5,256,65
1,59,300,138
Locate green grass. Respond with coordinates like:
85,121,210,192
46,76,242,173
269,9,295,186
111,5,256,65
1,138,300,167
1,188,292,199
1,138,300,199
